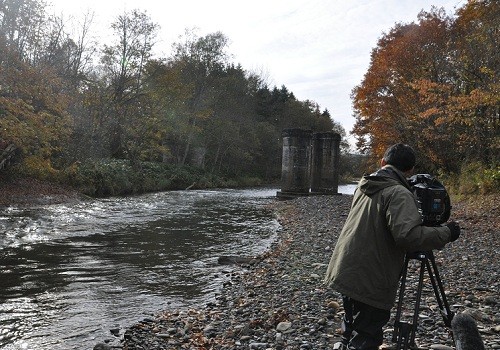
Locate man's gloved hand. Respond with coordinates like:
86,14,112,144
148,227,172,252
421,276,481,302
446,221,461,242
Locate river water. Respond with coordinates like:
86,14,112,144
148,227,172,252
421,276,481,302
0,185,356,350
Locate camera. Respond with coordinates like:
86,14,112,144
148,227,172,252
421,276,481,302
408,174,451,226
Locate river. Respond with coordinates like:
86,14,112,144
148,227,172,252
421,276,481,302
0,185,356,350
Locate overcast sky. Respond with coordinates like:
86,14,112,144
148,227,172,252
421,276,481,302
48,0,465,147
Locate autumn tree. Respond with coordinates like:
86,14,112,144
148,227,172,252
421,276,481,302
0,51,72,176
99,9,159,160
0,0,74,176
202,64,263,175
446,0,499,166
41,11,96,88
0,0,47,64
167,30,231,165
351,1,498,174
352,7,454,167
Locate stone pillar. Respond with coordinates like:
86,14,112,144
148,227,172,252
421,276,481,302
277,129,312,198
310,132,341,194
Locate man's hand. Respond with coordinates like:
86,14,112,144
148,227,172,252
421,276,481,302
446,221,461,242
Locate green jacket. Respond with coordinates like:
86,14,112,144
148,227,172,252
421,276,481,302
324,165,451,310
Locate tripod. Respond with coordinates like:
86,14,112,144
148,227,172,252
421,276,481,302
392,250,454,350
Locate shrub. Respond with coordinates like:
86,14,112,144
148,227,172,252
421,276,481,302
11,156,273,198
66,159,135,196
63,159,242,197
480,165,500,194
445,162,500,196
16,155,60,181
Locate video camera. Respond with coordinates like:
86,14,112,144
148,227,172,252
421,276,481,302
408,174,451,226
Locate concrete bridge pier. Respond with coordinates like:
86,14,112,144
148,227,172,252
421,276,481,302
310,132,341,194
277,129,341,199
276,129,312,199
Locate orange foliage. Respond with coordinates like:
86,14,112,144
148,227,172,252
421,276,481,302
351,1,499,172
0,53,72,169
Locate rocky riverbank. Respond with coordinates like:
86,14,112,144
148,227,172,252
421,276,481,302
101,194,499,350
0,177,86,207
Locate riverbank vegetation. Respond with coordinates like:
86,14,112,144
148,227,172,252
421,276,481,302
0,0,498,199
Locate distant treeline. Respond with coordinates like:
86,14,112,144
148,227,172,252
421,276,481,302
0,0,353,194
0,0,498,196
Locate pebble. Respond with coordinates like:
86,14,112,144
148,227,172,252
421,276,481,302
277,322,292,332
110,195,499,350
93,344,112,350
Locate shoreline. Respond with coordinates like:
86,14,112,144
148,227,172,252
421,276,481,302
0,178,86,207
111,194,498,350
1,179,497,349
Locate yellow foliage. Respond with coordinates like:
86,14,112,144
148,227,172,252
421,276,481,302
19,155,59,180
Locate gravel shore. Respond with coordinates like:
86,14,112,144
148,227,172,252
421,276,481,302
103,194,498,350
0,178,86,207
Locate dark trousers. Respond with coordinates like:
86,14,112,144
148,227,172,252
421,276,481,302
340,295,391,350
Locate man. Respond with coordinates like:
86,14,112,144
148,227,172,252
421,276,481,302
324,143,460,350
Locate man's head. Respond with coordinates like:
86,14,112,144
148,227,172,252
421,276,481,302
381,143,416,173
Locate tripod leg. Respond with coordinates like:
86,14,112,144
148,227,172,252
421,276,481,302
409,256,427,348
425,251,454,327
393,255,410,344
341,295,354,345
396,322,413,350
394,251,454,350
393,255,418,350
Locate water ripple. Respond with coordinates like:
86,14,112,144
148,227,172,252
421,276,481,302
0,187,279,350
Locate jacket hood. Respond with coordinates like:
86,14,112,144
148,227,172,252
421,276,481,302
359,165,411,196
